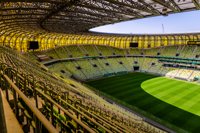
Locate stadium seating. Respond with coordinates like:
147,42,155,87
40,44,200,83
166,69,200,81
0,45,166,133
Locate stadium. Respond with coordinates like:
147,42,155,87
1,0,200,133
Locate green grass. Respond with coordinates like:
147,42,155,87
142,77,200,116
86,72,200,133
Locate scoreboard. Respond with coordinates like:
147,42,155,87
130,42,138,48
187,41,200,45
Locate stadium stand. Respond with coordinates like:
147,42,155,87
0,45,167,132
1,1,200,132
43,45,200,81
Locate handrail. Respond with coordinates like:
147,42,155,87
2,68,96,133
3,74,58,133
34,86,96,133
0,90,7,133
34,76,123,132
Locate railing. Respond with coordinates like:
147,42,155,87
0,63,98,133
0,61,129,132
0,65,58,133
0,90,7,133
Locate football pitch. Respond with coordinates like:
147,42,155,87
86,72,200,133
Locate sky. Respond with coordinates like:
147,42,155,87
90,10,200,34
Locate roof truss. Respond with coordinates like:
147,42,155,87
0,0,199,33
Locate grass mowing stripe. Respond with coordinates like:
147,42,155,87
139,77,167,89
171,87,200,105
158,83,190,99
114,89,134,98
89,76,138,90
140,78,175,92
181,92,200,109
88,73,154,86
101,77,150,94
166,87,198,103
146,80,179,95
107,81,144,94
113,87,137,97
101,78,142,91
90,73,136,84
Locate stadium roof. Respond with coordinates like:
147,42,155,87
1,0,200,33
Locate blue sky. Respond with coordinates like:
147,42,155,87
90,10,200,34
